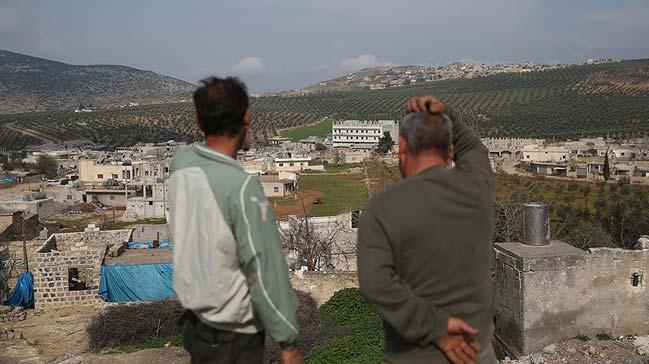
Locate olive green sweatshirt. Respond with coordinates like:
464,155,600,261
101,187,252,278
357,115,495,363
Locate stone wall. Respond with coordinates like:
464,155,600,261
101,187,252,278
33,245,104,309
32,229,132,310
290,271,358,306
495,240,649,357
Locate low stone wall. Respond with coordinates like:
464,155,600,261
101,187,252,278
495,241,649,357
290,271,358,306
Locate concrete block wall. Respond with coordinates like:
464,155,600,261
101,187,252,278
495,240,649,356
33,249,102,309
32,229,131,310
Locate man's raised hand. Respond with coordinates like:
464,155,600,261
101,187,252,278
405,95,448,114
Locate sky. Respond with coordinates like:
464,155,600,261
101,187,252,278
1,0,648,92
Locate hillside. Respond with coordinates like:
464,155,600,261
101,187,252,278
1,59,648,150
0,50,195,114
266,60,573,96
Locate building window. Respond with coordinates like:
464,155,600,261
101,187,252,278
97,174,103,179
351,210,361,229
112,173,118,179
109,195,115,200
68,267,92,291
273,187,279,193
149,201,153,206
290,163,294,167
279,163,284,167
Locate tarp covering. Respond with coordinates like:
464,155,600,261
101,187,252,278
127,240,173,249
0,175,17,184
4,271,34,307
99,263,175,302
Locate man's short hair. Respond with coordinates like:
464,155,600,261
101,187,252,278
400,112,453,158
193,77,249,136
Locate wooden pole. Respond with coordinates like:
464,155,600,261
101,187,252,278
20,212,28,272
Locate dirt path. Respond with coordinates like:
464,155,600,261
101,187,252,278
0,306,190,364
59,347,188,364
5,122,55,148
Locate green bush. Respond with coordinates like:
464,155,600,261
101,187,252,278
305,288,384,364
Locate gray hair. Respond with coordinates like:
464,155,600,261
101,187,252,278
400,112,453,157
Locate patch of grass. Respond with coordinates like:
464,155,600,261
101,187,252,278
305,288,383,364
280,119,334,141
105,336,183,354
302,163,363,174
596,332,614,341
299,174,367,216
575,334,590,341
109,218,167,230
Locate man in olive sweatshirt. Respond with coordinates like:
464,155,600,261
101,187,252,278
357,96,496,364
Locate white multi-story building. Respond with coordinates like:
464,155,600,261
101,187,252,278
521,145,570,163
332,120,399,150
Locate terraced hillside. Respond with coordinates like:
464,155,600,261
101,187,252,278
1,59,648,150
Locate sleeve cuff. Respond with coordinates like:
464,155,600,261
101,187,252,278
279,341,298,350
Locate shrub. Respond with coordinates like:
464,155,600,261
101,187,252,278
305,288,384,364
596,332,614,341
87,299,183,349
265,291,327,364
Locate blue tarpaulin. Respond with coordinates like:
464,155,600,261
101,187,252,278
127,240,173,249
0,176,16,184
4,271,34,307
99,263,175,302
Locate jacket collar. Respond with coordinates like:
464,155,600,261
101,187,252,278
195,143,242,169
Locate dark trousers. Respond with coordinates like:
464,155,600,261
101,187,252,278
180,311,265,364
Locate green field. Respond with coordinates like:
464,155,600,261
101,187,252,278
279,118,334,141
299,174,367,216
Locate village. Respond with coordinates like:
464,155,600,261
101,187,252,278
2,119,649,363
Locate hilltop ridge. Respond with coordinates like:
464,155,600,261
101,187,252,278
0,49,195,114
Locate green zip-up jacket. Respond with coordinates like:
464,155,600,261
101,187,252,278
357,116,495,363
168,144,299,346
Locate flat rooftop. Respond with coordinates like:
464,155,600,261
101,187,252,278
104,247,172,266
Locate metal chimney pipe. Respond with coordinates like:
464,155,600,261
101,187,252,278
523,203,551,246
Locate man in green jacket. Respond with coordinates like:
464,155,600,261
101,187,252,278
357,96,496,364
169,77,302,364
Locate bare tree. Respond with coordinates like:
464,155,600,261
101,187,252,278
281,203,357,271
493,182,538,243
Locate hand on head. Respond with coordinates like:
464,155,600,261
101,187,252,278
405,96,448,114
437,317,482,364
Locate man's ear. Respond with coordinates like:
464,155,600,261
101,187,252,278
399,135,408,155
447,144,456,164
243,109,251,128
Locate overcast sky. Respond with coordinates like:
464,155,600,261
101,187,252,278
1,0,648,92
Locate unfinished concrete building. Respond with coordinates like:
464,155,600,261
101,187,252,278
494,206,649,357
32,227,132,309
123,182,168,220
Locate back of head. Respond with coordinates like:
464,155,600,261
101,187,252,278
193,77,249,137
400,112,453,158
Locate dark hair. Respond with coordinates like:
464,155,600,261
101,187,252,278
400,112,453,158
193,77,249,136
